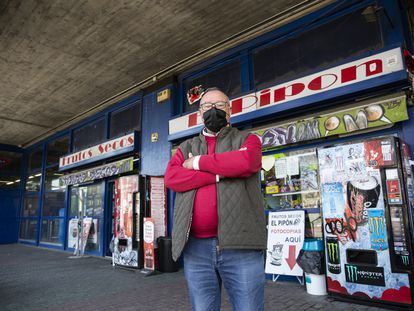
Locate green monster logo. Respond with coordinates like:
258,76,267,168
346,265,358,282
402,255,409,266
327,242,339,263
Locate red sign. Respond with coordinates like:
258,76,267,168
59,133,135,170
169,47,403,135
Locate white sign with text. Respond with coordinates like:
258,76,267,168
265,210,305,276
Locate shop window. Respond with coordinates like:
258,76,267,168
46,136,69,166
44,166,65,192
253,6,383,89
262,148,322,238
25,173,42,192
42,192,66,217
183,60,241,113
22,195,39,217
72,118,105,152
69,183,104,218
28,147,43,172
0,151,22,189
40,219,64,245
19,219,37,241
109,102,141,139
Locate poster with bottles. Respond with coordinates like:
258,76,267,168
113,175,139,267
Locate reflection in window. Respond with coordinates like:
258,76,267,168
253,7,383,89
19,219,37,241
46,136,69,166
44,166,65,192
70,183,104,217
183,60,241,113
68,182,103,252
72,119,105,152
25,173,42,192
43,192,66,216
22,195,39,217
0,151,22,189
40,219,64,245
28,147,43,172
110,102,141,139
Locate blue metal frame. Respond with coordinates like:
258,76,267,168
174,0,411,123
17,91,143,251
169,50,409,141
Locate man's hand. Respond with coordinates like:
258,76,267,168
182,153,195,169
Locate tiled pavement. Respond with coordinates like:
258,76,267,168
0,244,389,311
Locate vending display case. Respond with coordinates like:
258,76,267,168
262,147,322,238
318,136,414,307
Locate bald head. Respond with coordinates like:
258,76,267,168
200,88,229,106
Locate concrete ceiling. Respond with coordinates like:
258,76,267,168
0,0,329,147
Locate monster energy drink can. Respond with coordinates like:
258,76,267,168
368,209,388,251
326,236,341,274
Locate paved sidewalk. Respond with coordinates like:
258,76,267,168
0,244,388,311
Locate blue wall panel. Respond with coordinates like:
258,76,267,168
140,87,172,176
0,190,20,244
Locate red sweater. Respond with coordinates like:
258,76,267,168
165,133,262,238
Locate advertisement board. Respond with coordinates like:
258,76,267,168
265,210,305,276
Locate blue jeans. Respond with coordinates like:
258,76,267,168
183,237,265,311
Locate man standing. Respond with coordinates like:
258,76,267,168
165,88,266,311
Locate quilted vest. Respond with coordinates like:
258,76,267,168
171,126,266,261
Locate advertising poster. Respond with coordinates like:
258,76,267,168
256,95,408,150
113,175,139,267
143,218,155,270
80,217,92,253
318,140,412,305
68,218,79,249
150,177,167,247
59,157,134,186
265,210,305,276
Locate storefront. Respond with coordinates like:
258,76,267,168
18,94,144,257
8,0,414,306
167,0,414,308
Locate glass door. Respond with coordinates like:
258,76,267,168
67,181,105,255
262,147,322,238
105,181,115,257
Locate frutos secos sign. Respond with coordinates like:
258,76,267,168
169,47,404,135
59,132,136,170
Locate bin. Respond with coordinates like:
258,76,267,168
302,239,327,296
157,237,179,273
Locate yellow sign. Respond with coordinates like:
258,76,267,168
157,89,170,102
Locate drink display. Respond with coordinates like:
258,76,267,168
326,236,341,274
318,137,414,307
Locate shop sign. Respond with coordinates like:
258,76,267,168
59,157,134,186
255,95,408,150
59,132,136,170
265,210,305,276
169,47,404,136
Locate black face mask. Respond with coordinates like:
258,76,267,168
203,107,228,133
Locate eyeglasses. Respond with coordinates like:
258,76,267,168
200,101,228,111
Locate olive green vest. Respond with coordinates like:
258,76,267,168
171,126,266,261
